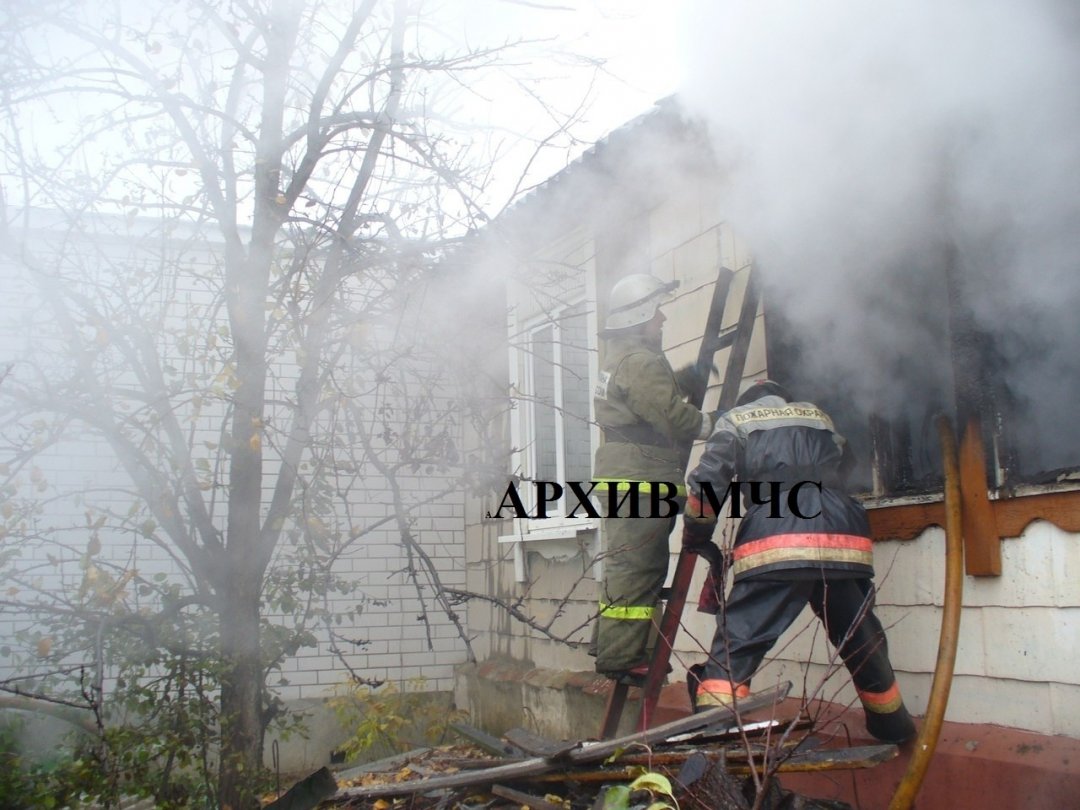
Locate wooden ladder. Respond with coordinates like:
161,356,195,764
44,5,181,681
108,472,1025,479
598,263,761,739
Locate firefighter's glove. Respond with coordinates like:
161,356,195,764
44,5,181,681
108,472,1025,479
681,516,717,550
684,493,718,525
674,359,719,397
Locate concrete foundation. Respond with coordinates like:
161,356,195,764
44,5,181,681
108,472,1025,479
263,697,353,775
453,657,643,740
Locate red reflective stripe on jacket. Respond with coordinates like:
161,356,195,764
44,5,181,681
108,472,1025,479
731,532,874,577
732,533,873,560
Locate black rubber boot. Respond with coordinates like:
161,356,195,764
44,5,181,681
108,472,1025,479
686,663,706,712
865,702,917,744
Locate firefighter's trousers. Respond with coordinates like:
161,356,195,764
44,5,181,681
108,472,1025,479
592,513,676,674
706,576,899,697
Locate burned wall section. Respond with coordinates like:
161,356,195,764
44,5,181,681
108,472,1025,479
678,0,1080,498
762,232,1080,499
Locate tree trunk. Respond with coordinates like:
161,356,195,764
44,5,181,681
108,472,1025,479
218,573,265,809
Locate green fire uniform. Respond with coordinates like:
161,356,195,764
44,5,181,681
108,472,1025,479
591,333,709,674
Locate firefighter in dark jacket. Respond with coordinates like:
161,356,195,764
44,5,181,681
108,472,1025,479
591,273,715,682
683,380,917,744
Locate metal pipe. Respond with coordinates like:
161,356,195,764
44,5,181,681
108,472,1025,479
888,415,966,809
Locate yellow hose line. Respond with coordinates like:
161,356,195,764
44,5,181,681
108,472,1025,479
888,416,966,809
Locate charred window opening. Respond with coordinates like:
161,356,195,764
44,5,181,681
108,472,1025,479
987,322,1080,489
763,258,1080,500
763,264,951,498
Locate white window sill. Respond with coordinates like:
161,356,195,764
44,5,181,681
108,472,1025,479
498,519,600,582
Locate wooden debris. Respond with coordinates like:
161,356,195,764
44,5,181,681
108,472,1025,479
327,682,899,809
667,715,813,745
504,726,580,761
491,783,568,810
524,743,898,783
766,743,898,773
333,683,791,802
450,721,527,758
683,751,748,810
336,747,431,777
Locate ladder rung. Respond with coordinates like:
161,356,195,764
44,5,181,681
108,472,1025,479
709,328,739,352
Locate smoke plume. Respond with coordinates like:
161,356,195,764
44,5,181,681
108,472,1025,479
676,0,1080,475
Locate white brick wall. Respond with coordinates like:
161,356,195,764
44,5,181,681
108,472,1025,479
0,214,470,707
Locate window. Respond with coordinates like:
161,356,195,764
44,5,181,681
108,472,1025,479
501,299,600,581
764,264,1080,503
527,302,593,488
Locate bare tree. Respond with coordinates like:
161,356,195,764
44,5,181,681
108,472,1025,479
0,0,591,805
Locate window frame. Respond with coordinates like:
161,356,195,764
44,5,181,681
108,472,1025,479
499,285,602,582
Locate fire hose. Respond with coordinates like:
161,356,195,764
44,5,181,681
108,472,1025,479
888,415,965,809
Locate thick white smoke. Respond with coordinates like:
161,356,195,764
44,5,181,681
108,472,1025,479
676,0,1080,470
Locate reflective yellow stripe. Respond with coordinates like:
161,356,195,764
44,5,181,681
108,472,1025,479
731,547,873,577
599,603,656,620
592,479,687,496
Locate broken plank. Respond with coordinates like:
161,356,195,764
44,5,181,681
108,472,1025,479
333,683,791,801
571,683,791,765
524,743,899,783
450,721,527,758
503,727,579,761
435,727,818,774
435,756,527,770
333,747,431,780
491,784,567,810
667,715,812,745
766,742,898,772
334,750,576,801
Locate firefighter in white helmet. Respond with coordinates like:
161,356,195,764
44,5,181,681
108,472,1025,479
590,273,716,683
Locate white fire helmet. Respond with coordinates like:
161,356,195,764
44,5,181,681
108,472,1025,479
604,274,679,331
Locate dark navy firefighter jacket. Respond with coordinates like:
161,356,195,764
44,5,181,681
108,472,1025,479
685,394,875,582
